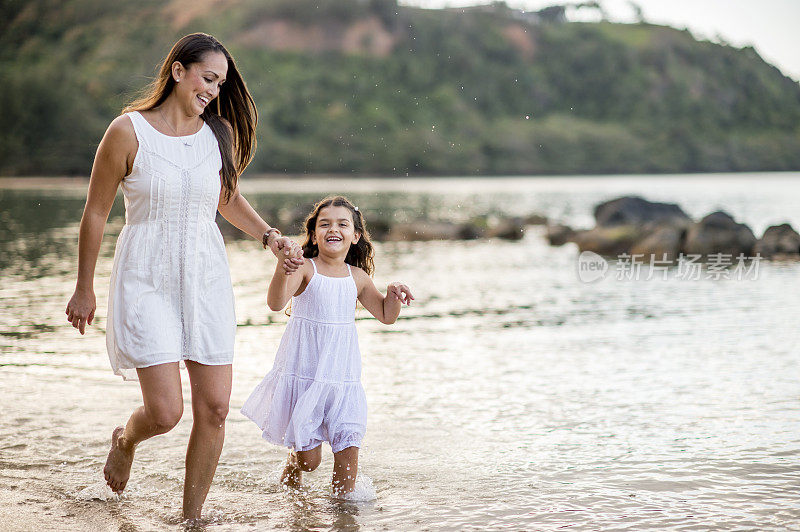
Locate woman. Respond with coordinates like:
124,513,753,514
65,33,302,520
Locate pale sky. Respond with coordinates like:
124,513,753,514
401,0,800,81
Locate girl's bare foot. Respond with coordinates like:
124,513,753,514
103,426,135,493
279,452,301,488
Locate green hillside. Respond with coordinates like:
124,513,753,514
2,0,799,176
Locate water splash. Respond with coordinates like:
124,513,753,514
74,481,121,501
336,475,376,502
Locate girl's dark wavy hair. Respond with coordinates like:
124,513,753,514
123,32,257,203
301,196,374,276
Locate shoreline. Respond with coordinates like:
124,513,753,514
1,171,799,192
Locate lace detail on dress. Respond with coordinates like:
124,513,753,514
179,168,191,358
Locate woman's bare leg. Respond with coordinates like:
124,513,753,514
331,446,359,498
104,362,183,493
182,361,232,520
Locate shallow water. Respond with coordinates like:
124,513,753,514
1,173,799,530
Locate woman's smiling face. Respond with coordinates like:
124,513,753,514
312,205,360,255
173,51,228,115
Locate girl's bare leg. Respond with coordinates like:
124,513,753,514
281,445,322,487
331,446,359,498
104,362,183,493
182,361,232,520
280,452,302,488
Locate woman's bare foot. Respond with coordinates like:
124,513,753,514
103,426,135,493
279,452,301,489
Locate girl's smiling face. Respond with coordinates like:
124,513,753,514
312,205,360,255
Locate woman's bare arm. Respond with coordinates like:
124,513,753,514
217,187,269,241
217,187,304,271
66,116,136,334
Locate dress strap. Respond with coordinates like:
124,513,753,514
346,263,353,277
310,258,317,273
125,111,146,144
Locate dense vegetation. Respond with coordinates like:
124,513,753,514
2,0,799,177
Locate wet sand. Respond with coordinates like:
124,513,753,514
0,485,122,532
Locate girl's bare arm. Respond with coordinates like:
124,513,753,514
267,258,309,311
354,269,413,324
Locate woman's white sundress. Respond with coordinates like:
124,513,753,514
105,111,236,381
241,258,367,453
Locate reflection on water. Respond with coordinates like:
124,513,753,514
1,174,799,530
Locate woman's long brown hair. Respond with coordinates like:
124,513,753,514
301,196,375,276
123,33,257,202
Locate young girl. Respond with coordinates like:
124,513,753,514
241,195,413,497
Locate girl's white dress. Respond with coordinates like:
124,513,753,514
105,111,236,381
241,258,367,453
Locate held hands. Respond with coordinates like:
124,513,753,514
387,282,414,306
66,288,96,335
269,235,304,274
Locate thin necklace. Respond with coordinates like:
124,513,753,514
158,107,201,147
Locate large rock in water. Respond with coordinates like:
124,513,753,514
570,195,692,256
525,213,548,225
546,224,575,246
594,196,691,227
571,225,648,256
387,222,462,241
486,217,525,240
630,223,689,261
754,223,800,258
387,220,492,241
683,211,756,257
